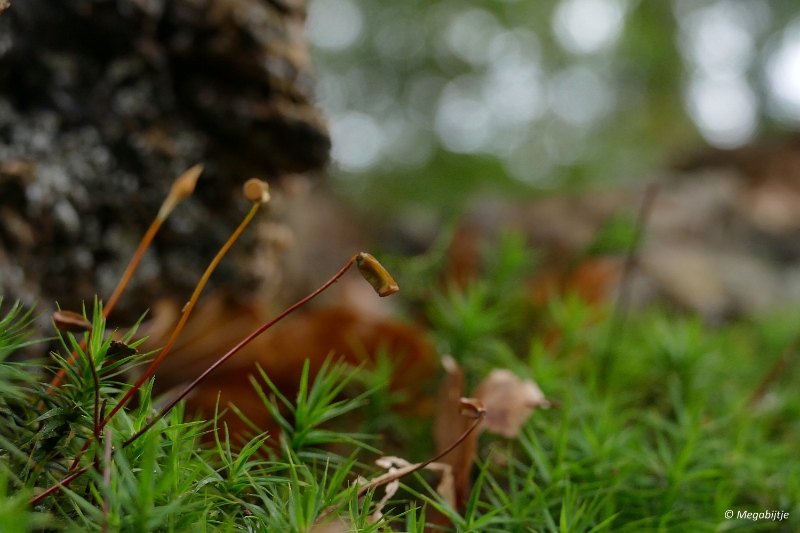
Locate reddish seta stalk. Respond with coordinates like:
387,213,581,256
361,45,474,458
48,165,203,391
69,180,268,471
33,248,399,506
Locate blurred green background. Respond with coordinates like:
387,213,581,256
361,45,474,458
305,0,800,215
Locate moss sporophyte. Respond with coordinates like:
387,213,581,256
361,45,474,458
30,169,404,506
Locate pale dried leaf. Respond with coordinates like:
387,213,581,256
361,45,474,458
371,456,406,523
425,461,457,510
473,369,549,438
307,517,349,533
370,477,400,523
375,456,411,469
373,457,455,512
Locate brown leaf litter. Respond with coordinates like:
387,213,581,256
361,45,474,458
434,356,550,510
135,292,439,440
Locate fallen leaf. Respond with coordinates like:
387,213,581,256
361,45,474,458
370,457,402,523
473,369,549,439
135,293,439,442
315,406,483,527
307,517,350,533
433,356,476,510
433,356,466,456
370,476,400,523
433,358,549,515
106,340,138,359
529,256,623,308
445,222,483,290
428,461,456,511
373,456,455,510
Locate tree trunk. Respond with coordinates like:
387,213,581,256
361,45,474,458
0,0,330,324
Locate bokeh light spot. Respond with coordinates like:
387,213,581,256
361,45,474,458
548,65,613,126
444,9,502,66
330,111,384,172
553,0,626,54
679,2,755,77
767,20,800,122
435,76,493,153
686,76,757,148
307,0,364,51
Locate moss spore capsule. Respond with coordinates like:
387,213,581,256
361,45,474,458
356,252,399,297
158,164,204,219
244,178,270,203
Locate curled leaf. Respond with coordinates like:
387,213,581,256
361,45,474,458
356,252,399,297
374,456,455,510
370,458,402,523
106,340,137,359
52,310,92,333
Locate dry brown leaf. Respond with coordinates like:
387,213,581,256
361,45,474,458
473,369,549,439
529,256,623,308
432,358,549,518
433,356,466,454
135,294,438,442
433,356,476,510
445,222,483,290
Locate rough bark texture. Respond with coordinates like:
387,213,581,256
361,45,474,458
0,0,330,324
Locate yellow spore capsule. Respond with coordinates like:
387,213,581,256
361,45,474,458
157,164,203,219
243,178,270,203
356,252,399,297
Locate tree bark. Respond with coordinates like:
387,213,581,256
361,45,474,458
0,0,330,323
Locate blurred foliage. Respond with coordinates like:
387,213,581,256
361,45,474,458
307,0,800,214
2,234,800,530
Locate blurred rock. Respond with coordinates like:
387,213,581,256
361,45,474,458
445,136,800,321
